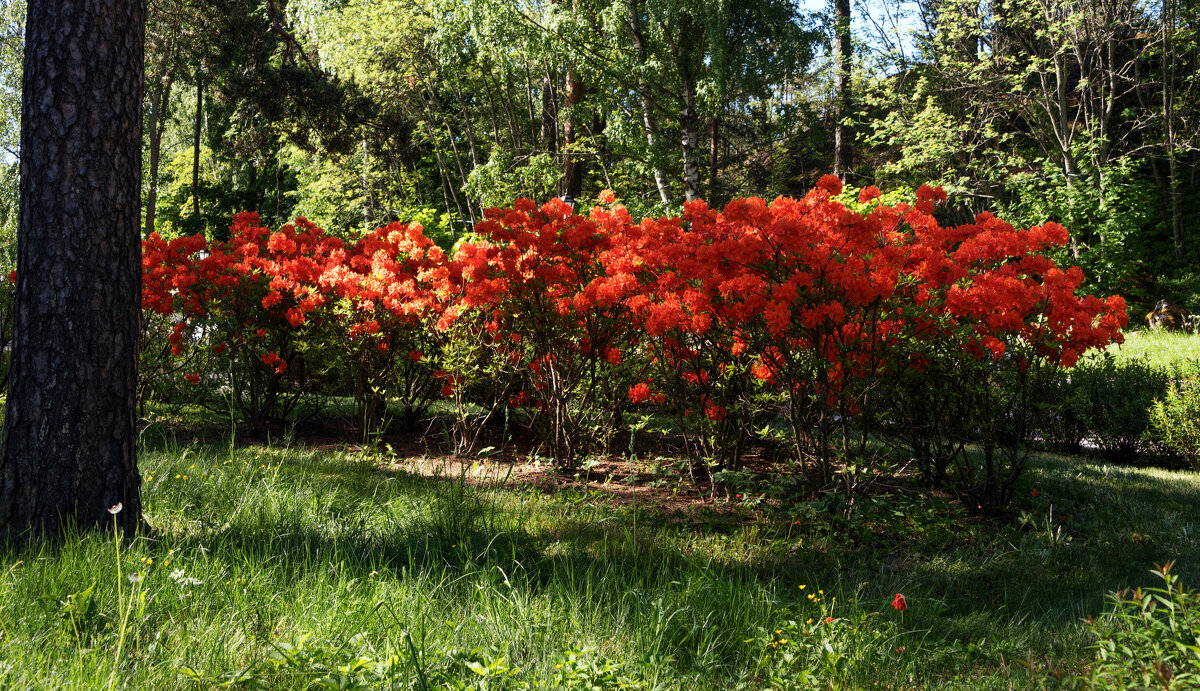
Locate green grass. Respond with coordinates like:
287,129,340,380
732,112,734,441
2,434,1200,689
1106,328,1200,370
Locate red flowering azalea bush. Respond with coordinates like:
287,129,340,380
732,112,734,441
435,198,645,466
586,203,770,479
143,213,339,424
874,190,1126,508
144,212,454,431
583,176,1125,503
138,180,1125,509
315,220,447,432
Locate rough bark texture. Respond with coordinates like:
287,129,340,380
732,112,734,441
0,0,145,540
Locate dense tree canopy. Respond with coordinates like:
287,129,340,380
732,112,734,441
0,0,1194,309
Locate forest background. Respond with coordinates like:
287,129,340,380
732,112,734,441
0,0,1195,314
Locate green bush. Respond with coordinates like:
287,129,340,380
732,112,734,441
1052,355,1173,461
1150,376,1200,471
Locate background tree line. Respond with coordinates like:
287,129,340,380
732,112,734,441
0,0,1196,311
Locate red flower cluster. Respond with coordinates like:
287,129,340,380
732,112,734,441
143,211,448,367
143,212,451,422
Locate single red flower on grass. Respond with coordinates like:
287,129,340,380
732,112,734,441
892,593,907,612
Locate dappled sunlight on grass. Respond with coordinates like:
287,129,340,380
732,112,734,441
2,438,1200,687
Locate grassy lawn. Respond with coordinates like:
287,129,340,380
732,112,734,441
1107,328,1200,369
1,424,1199,689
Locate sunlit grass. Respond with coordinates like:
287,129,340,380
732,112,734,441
1,434,1199,688
1106,328,1200,370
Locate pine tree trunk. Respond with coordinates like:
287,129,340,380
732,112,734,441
0,0,145,540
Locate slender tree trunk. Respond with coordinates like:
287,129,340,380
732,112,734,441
451,79,480,168
627,3,670,204
709,114,719,199
248,162,260,211
540,69,558,155
592,110,612,190
192,76,202,219
144,68,172,237
1,0,145,540
833,0,852,179
1164,0,1184,257
523,64,538,145
421,115,465,232
274,142,283,223
441,121,476,225
362,137,371,233
679,72,701,201
671,5,705,201
479,64,504,148
562,66,584,198
498,68,523,151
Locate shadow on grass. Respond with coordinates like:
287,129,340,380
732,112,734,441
123,437,1200,681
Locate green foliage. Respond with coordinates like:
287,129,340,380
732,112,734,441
153,144,298,240
1048,354,1175,461
1085,563,1200,690
465,151,560,210
1156,273,1200,316
1150,377,1200,471
745,605,908,690
998,158,1162,301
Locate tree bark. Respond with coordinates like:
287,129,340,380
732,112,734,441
1,0,145,540
833,0,852,179
678,51,701,202
561,66,584,199
192,76,202,219
361,137,372,233
144,66,172,237
1164,0,1184,257
709,114,719,199
540,69,558,156
626,2,671,204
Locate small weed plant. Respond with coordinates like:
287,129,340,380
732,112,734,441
1081,562,1200,690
